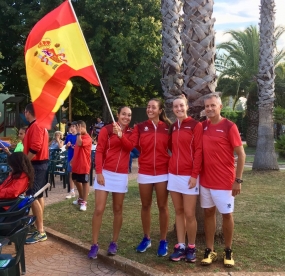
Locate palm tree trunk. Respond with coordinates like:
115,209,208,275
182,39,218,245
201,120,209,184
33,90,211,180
182,0,217,120
161,0,183,122
253,0,279,170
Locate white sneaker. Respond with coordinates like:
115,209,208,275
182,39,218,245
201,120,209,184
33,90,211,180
73,198,82,205
66,192,75,199
80,203,87,211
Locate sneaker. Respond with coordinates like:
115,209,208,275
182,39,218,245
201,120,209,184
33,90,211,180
136,236,151,253
73,198,83,205
223,248,234,267
107,241,118,256
80,202,87,211
157,240,168,257
201,248,218,265
185,246,197,263
66,191,75,199
28,224,37,235
26,231,47,244
88,244,99,259
169,244,186,261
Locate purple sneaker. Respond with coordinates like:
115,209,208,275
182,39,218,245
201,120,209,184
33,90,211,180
88,244,99,259
107,241,118,256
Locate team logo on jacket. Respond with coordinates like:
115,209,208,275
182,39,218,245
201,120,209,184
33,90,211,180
204,127,208,130
144,126,149,131
216,129,224,132
173,126,176,131
184,126,191,129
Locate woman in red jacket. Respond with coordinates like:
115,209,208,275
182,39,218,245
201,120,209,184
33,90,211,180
0,152,34,202
167,96,203,263
118,98,171,257
88,106,133,259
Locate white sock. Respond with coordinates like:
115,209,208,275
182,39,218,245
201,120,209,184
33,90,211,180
178,243,185,249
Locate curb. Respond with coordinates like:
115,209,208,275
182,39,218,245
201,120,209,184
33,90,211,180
45,227,285,276
45,226,163,276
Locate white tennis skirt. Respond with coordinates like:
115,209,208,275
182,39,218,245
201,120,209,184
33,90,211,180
167,173,199,195
137,173,168,184
93,169,128,193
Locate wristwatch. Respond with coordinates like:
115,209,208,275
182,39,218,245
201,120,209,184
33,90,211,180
235,178,243,184
76,133,81,136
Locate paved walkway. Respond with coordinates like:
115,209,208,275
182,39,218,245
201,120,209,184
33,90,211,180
2,160,140,276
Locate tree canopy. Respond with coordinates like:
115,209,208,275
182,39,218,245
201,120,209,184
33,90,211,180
0,0,163,120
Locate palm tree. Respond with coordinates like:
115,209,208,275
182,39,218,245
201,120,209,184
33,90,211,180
216,25,285,146
161,0,183,122
253,0,279,170
182,0,217,120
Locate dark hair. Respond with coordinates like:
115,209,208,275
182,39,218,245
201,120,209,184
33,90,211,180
117,106,131,114
25,103,35,117
77,120,86,128
19,126,27,132
148,98,171,126
7,152,34,189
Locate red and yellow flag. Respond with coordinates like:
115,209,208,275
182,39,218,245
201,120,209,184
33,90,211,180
25,0,99,129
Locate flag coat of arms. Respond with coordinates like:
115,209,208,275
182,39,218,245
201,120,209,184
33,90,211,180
25,0,99,129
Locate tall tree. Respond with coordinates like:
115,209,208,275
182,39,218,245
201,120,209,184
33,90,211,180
161,0,183,121
182,0,217,120
216,26,285,146
253,0,279,170
83,0,162,122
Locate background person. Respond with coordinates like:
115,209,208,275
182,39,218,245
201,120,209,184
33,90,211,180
3,127,27,155
94,117,104,138
49,131,64,150
88,106,133,259
119,98,171,257
24,103,49,244
199,93,246,268
71,120,92,211
167,96,203,263
0,152,34,208
64,122,77,199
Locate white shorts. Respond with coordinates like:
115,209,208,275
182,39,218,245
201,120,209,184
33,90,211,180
167,173,199,195
137,173,168,184
93,169,128,193
200,185,234,214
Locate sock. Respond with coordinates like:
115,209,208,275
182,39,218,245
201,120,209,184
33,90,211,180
188,244,195,249
178,243,185,249
70,189,75,193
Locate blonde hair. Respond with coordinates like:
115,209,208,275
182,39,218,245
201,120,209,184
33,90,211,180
53,131,63,139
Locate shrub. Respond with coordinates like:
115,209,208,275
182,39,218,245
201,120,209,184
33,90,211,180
275,134,285,157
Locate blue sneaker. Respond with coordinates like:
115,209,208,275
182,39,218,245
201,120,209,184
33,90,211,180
186,246,197,262
88,244,99,259
136,236,151,253
157,240,168,256
169,244,186,262
107,241,118,256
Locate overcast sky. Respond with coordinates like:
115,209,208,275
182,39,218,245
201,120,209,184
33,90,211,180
213,0,285,49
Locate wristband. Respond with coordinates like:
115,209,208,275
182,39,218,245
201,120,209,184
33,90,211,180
235,178,243,184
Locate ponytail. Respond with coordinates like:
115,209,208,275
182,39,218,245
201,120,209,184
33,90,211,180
159,108,172,127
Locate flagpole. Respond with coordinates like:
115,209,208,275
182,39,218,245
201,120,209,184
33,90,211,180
68,0,115,123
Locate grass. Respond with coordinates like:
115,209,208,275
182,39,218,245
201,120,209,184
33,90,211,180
243,145,285,164
45,170,285,273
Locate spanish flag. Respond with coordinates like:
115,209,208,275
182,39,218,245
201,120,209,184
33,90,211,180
25,0,99,129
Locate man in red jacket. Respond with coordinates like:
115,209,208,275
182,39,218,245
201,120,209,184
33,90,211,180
200,93,246,267
23,103,49,244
